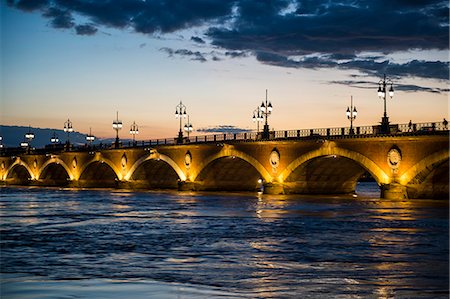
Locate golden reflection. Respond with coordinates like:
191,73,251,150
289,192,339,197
255,196,290,221
112,204,130,210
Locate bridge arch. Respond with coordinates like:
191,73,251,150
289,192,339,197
280,146,389,185
38,158,74,181
279,146,389,194
125,153,186,182
77,157,122,188
4,160,34,183
191,147,272,191
192,147,272,183
125,153,185,189
399,150,449,186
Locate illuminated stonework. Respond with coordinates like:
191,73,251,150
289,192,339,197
387,147,401,170
269,148,280,170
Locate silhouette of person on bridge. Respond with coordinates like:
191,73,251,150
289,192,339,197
408,120,413,132
443,118,448,129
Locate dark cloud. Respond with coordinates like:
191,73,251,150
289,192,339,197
197,125,252,133
9,0,48,11
75,24,97,35
254,52,449,80
7,0,449,81
191,36,205,44
43,7,74,28
225,51,248,58
329,80,449,94
160,47,207,62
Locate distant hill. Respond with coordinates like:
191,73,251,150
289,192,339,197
0,125,130,148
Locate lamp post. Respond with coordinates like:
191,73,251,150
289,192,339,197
175,101,187,143
0,136,3,149
129,121,139,145
252,107,263,136
50,131,59,147
346,96,357,135
112,111,123,148
377,74,394,134
260,89,273,139
24,126,34,153
183,115,193,140
63,119,73,149
86,127,95,146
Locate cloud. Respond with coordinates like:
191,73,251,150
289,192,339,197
42,7,74,29
225,51,248,58
254,52,449,80
191,36,205,44
75,24,97,35
329,79,450,94
7,0,449,81
196,125,252,133
160,47,207,62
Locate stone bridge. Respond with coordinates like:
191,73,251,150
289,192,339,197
0,134,448,199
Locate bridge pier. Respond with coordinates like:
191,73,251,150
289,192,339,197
380,183,408,199
178,180,195,191
263,182,285,194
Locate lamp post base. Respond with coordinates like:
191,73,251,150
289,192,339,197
177,131,184,144
262,124,270,139
114,137,121,149
380,116,390,134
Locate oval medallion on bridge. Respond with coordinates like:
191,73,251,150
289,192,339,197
121,154,127,169
72,157,77,168
387,147,402,170
269,148,280,170
1,161,5,170
185,151,192,169
33,159,37,169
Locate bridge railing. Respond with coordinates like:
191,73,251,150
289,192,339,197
1,121,448,155
119,121,447,148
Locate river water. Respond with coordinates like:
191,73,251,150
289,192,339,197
0,183,448,298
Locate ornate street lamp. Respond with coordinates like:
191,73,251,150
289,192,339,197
50,131,59,146
259,89,273,139
24,126,34,153
252,106,263,135
86,127,95,145
64,119,73,147
0,136,3,149
112,111,123,148
175,101,187,143
346,96,357,135
129,121,139,145
377,74,394,134
183,115,193,140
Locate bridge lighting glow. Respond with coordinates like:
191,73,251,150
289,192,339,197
258,89,274,139
112,111,123,148
130,121,139,144
346,96,357,135
377,74,394,134
50,132,59,144
86,127,95,144
183,115,193,139
25,132,35,139
23,126,35,153
63,119,73,148
252,107,263,133
175,101,187,143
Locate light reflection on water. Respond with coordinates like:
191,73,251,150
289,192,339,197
0,183,448,298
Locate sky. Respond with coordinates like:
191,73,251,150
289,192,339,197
1,0,448,140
